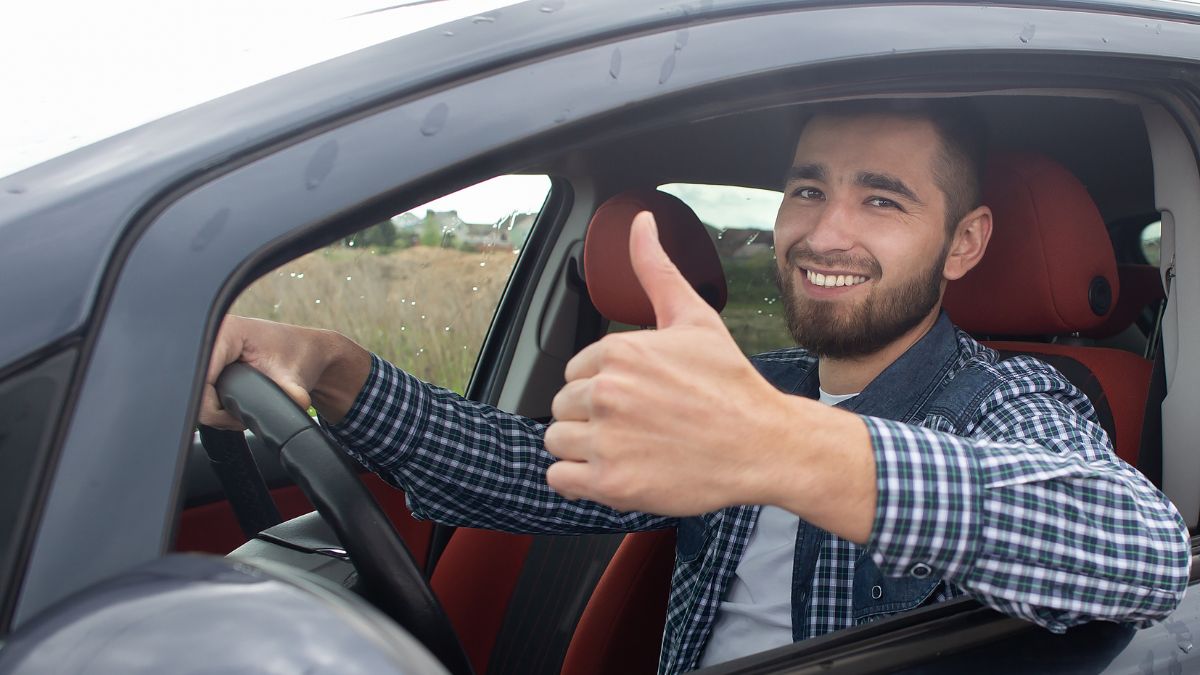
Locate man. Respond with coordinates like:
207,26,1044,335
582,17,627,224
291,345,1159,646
201,100,1190,674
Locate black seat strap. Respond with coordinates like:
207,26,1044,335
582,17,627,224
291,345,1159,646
486,533,625,675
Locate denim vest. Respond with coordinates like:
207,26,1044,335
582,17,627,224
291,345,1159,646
676,312,1002,646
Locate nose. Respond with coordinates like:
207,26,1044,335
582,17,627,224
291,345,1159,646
801,197,857,254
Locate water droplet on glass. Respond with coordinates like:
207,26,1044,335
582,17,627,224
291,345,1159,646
1018,23,1035,43
1179,640,1193,654
674,29,689,51
421,102,450,137
745,231,760,246
659,52,676,84
5,186,26,195
554,108,572,124
539,0,564,13
444,326,451,332
1101,36,1109,43
717,230,726,240
314,299,321,304
297,273,305,279
421,314,427,319
480,261,487,267
305,140,339,190
757,309,763,314
401,326,407,331
290,272,297,278
411,301,417,306
609,48,622,79
443,30,455,37
345,276,352,281
471,14,496,24
472,286,479,292
348,240,355,246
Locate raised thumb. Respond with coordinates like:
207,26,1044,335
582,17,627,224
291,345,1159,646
629,211,709,328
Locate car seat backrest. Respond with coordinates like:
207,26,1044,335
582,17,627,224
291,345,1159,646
583,188,728,326
943,151,1150,464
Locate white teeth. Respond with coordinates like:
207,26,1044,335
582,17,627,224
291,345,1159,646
806,269,867,288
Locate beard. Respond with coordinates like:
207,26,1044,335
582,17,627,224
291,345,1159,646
776,243,947,359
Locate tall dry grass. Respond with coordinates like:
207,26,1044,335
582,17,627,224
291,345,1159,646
232,245,518,394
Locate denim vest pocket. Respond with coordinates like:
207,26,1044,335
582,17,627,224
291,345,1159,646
676,516,709,563
852,550,941,624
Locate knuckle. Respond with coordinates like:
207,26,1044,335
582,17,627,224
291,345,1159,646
589,376,624,416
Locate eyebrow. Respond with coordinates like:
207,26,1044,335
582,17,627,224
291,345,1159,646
785,163,826,184
857,171,923,205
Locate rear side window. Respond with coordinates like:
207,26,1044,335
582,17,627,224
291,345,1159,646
655,183,793,355
1141,220,1162,266
232,175,551,394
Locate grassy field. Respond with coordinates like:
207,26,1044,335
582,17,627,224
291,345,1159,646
233,245,517,394
232,242,795,395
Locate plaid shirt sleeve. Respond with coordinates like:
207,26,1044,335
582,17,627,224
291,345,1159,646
324,354,672,534
864,355,1191,632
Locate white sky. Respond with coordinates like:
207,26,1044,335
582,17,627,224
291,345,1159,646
0,0,522,179
1,1,785,228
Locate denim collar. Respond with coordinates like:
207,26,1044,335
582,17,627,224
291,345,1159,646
794,311,960,424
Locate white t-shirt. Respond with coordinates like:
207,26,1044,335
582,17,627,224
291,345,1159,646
698,387,858,667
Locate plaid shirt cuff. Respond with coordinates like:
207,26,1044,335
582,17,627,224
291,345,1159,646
322,353,430,475
864,416,984,582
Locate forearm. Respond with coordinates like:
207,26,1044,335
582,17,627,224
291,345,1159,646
308,329,372,424
327,355,672,534
864,416,1191,630
758,396,878,544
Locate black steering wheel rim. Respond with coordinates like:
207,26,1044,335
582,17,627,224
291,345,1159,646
211,363,473,675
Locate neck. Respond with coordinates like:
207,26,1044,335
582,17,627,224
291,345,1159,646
816,308,942,395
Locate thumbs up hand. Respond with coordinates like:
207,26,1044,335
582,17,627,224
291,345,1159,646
544,213,801,516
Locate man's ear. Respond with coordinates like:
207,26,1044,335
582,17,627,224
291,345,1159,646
943,206,992,281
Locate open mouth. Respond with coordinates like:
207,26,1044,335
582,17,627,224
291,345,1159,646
803,268,869,289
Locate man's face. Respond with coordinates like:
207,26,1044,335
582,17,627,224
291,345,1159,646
774,114,954,359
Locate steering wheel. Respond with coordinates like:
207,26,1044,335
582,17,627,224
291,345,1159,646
210,363,474,675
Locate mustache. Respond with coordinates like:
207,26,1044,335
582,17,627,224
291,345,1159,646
784,243,881,278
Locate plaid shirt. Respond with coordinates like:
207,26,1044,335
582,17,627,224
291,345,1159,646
327,323,1190,674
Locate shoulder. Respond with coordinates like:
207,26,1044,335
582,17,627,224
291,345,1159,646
950,329,1087,399
947,328,1107,447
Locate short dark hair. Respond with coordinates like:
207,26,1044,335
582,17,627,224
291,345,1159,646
794,99,989,232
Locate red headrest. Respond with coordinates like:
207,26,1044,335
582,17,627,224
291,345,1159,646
583,189,728,326
943,152,1119,335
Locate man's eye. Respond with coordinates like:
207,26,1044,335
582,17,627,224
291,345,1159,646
866,197,900,209
792,187,824,200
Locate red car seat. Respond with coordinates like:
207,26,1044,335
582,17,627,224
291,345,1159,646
944,151,1154,465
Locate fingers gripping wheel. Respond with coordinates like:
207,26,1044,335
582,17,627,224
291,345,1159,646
215,364,474,675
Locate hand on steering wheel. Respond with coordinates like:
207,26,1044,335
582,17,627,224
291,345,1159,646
211,363,473,675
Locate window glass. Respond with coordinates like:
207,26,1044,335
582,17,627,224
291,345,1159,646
1141,220,1162,266
232,175,551,394
648,183,794,355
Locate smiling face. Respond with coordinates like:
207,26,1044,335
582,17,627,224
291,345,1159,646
774,113,959,359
